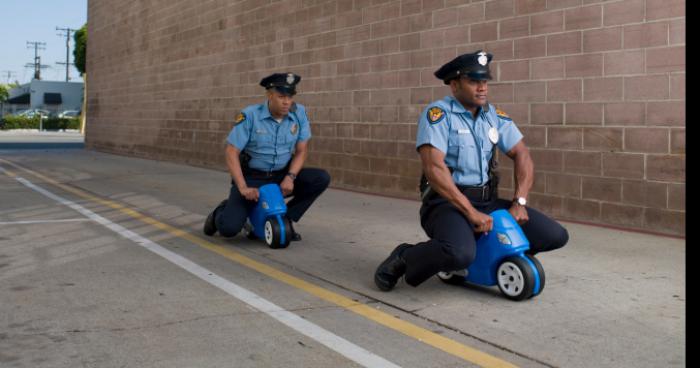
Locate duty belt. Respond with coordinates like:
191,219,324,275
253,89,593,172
458,183,493,202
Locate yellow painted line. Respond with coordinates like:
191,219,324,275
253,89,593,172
0,158,517,368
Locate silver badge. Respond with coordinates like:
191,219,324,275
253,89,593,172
286,73,294,85
477,52,488,66
488,127,499,144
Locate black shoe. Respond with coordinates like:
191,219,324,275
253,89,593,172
374,243,412,291
203,200,227,236
287,219,302,241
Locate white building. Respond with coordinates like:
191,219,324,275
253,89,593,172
3,80,84,116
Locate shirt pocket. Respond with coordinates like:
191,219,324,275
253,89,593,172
252,129,273,147
450,130,480,175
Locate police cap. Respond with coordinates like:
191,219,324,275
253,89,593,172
260,72,301,96
434,51,493,85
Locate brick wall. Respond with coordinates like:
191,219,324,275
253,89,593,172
86,0,685,236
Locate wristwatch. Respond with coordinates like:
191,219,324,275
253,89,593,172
514,197,527,206
286,172,297,180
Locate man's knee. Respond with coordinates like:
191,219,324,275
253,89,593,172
444,242,476,271
217,216,246,238
315,169,331,189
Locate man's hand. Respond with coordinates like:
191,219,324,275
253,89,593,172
280,176,294,196
467,210,493,233
240,187,259,201
508,203,529,224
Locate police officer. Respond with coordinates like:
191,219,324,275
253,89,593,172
203,72,331,240
374,51,569,291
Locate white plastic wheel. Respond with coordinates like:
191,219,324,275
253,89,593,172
497,261,526,298
264,220,274,246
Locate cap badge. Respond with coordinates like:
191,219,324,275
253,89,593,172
286,73,294,85
477,52,488,66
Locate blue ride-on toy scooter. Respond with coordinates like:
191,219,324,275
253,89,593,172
244,183,293,249
436,209,545,301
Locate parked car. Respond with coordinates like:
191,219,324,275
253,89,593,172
17,109,51,118
58,110,80,118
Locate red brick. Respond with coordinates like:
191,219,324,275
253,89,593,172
531,11,564,35
547,31,582,56
500,60,530,81
624,128,669,153
500,16,530,39
495,103,529,124
531,57,565,80
603,50,645,76
645,0,685,21
548,127,583,149
601,203,644,228
565,54,603,77
528,193,563,218
514,36,546,59
583,77,623,102
457,3,486,24
546,0,580,10
668,184,685,211
488,83,514,103
603,0,645,26
566,103,603,125
622,180,668,208
646,102,685,127
547,79,582,102
583,127,623,151
643,208,685,236
485,0,514,20
602,152,644,178
443,25,470,46
623,22,668,49
669,19,685,45
670,74,685,100
670,129,685,154
546,173,581,197
531,104,564,125
624,75,669,101
563,198,601,222
530,149,564,172
471,21,499,42
565,5,602,30
432,7,460,28
583,27,622,52
646,155,685,182
515,0,547,15
582,176,622,202
564,151,602,175
646,46,685,74
520,126,547,147
604,102,645,126
514,82,546,102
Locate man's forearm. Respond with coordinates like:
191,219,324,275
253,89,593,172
287,145,308,175
512,148,534,199
225,145,248,191
424,160,478,218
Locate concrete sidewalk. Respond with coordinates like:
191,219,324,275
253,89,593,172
0,145,685,368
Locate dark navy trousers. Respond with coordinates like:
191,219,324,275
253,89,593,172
401,196,569,287
215,168,330,237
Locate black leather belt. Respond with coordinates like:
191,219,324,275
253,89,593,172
243,168,285,179
458,183,493,202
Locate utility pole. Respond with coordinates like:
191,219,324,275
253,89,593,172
56,27,76,82
1,71,16,84
26,41,49,80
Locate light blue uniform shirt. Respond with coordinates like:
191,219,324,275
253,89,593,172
416,96,523,186
227,101,312,171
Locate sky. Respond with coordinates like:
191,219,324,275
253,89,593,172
0,0,87,85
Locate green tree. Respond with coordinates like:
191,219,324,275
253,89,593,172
73,24,87,75
0,84,8,102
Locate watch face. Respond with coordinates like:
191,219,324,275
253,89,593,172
517,197,527,206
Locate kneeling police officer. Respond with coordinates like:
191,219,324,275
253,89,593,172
203,73,330,240
374,51,569,291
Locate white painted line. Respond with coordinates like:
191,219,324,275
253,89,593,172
0,218,92,225
13,176,402,368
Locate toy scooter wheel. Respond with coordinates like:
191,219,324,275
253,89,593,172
436,271,466,285
264,217,292,249
496,257,535,301
525,255,545,298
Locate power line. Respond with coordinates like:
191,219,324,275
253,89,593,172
25,41,50,80
56,27,76,82
1,71,17,84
